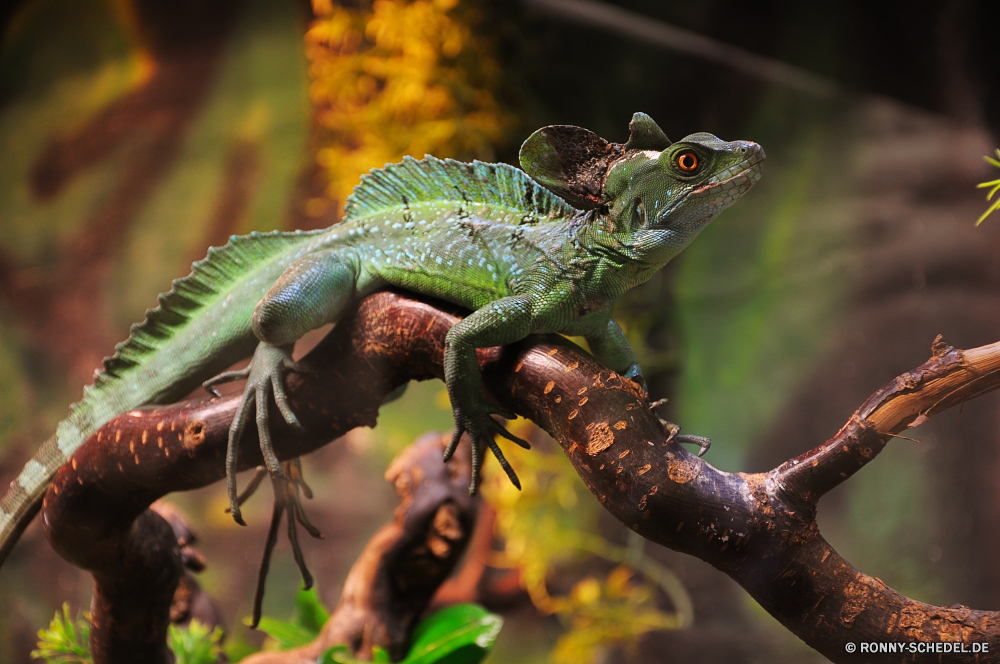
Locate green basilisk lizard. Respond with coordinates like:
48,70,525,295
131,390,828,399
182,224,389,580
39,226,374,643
0,112,763,565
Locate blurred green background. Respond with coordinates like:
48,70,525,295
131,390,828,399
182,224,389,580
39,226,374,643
1,0,1000,662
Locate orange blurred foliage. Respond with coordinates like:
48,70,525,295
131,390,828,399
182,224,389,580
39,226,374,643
305,0,513,213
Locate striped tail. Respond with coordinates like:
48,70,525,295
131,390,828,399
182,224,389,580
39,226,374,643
0,435,60,565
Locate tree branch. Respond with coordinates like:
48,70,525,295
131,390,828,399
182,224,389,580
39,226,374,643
486,330,1000,661
40,292,1000,662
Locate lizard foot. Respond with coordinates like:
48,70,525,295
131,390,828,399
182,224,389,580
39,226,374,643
444,404,530,495
677,434,712,457
204,342,308,525
655,416,712,458
238,459,322,628
649,401,711,457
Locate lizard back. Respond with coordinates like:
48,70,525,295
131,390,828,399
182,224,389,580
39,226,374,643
331,156,581,309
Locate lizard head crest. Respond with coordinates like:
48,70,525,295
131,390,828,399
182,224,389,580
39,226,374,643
518,112,669,210
520,113,764,265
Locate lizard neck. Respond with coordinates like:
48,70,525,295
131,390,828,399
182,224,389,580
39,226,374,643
572,210,671,293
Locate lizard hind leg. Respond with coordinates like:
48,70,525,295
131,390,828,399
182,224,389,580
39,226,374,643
204,250,359,525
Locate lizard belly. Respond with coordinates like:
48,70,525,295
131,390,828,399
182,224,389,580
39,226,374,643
349,225,514,311
376,262,508,311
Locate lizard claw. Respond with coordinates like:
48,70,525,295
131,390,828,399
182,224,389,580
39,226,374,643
248,459,323,628
657,416,712,457
444,406,529,495
648,389,710,456
206,342,306,525
676,434,712,457
203,367,250,398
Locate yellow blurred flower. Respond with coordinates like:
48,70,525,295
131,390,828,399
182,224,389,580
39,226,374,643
305,0,512,212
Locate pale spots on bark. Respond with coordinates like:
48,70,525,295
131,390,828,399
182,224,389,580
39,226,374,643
586,421,615,455
840,580,872,626
667,456,701,484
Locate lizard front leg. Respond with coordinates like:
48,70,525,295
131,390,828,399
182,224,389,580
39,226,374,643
204,250,357,524
585,318,646,392
586,318,711,457
444,295,534,494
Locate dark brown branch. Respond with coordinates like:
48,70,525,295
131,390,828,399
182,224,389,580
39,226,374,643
147,501,224,630
40,292,1000,662
776,335,1000,502
484,332,1000,661
41,292,478,662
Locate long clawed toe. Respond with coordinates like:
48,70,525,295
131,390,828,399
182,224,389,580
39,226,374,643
203,367,250,398
487,439,521,490
207,343,308,524
650,401,712,458
446,411,529,496
664,424,711,456
676,434,712,457
240,459,322,628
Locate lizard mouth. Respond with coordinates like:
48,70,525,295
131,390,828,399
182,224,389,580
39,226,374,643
689,157,764,198
648,147,764,226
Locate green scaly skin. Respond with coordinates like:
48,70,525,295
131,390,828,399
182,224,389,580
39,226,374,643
0,113,763,563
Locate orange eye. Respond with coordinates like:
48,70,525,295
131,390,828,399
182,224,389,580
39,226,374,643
677,151,698,172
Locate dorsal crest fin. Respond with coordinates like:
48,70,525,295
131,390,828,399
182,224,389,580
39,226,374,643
344,155,576,222
95,229,323,388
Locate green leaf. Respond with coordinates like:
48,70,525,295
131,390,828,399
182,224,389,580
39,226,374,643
401,604,503,664
31,604,92,663
167,619,223,664
318,605,501,664
222,635,259,663
977,150,1000,225
254,617,317,650
985,148,1000,169
319,645,360,664
294,587,330,635
254,586,331,650
318,645,391,663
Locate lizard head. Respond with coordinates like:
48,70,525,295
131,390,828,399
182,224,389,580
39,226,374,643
520,113,764,264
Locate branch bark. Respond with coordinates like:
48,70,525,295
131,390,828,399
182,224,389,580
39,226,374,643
40,292,1000,662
